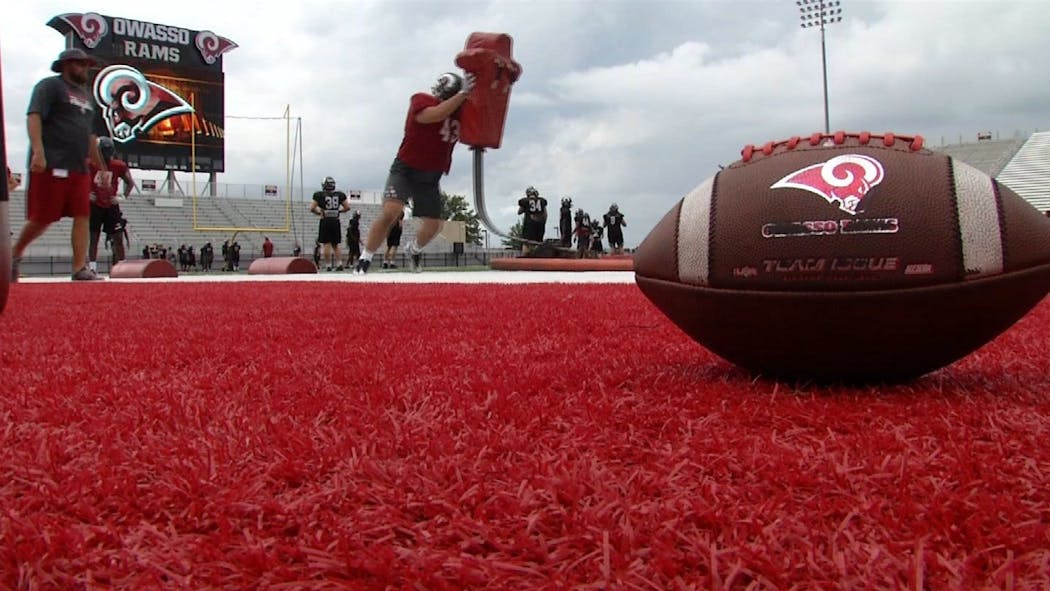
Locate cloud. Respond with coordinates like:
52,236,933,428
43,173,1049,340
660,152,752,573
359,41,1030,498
3,0,1048,249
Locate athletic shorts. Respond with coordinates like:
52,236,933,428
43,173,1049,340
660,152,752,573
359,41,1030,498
90,203,123,235
383,158,442,219
318,218,341,246
525,217,547,242
607,228,624,247
27,169,91,224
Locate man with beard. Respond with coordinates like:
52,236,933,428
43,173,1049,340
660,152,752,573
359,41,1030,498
11,48,110,281
88,136,135,273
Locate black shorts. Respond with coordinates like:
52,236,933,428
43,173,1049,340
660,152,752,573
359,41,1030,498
384,158,443,219
318,218,342,246
523,218,545,242
387,225,403,247
90,203,123,235
607,228,624,247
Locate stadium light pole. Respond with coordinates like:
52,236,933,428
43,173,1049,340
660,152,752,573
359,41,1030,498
798,0,843,134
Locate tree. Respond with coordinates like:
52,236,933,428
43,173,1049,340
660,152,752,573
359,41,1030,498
440,192,483,245
502,220,523,250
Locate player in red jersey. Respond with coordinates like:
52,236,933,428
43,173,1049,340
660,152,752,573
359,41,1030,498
88,136,135,272
355,71,476,274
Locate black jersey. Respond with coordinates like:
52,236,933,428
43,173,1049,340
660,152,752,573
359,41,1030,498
518,196,548,223
346,216,360,241
312,190,348,218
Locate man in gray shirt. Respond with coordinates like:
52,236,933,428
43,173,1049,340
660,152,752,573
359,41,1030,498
11,48,109,281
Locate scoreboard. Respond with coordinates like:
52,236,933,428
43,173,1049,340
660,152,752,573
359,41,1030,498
47,13,236,173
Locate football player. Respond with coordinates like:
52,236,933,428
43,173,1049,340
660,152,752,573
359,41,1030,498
356,70,476,274
517,186,548,254
574,208,592,257
311,176,350,270
383,211,405,269
559,197,573,248
603,203,627,255
345,210,362,268
88,136,136,273
589,218,604,257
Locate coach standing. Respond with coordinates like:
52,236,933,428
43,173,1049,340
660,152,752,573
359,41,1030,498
11,48,109,281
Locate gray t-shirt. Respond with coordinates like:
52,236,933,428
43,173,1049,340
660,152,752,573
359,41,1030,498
27,75,95,172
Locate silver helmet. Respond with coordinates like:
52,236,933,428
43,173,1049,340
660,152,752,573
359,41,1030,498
431,72,463,100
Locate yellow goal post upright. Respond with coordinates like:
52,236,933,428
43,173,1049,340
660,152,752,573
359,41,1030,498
190,101,304,241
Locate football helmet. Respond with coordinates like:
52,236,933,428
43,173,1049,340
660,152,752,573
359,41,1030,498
98,136,115,161
525,186,539,198
431,72,463,100
562,197,572,207
610,203,619,212
322,176,336,191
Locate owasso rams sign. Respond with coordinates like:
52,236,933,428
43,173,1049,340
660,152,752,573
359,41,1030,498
47,12,237,173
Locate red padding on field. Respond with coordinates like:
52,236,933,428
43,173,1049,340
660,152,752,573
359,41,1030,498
109,259,178,278
490,257,634,272
455,32,522,149
248,256,317,275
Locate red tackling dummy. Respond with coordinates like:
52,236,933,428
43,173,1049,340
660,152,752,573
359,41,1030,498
455,32,522,149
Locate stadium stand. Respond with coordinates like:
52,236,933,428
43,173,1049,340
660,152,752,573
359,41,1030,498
934,137,1025,177
995,131,1050,213
933,131,1050,214
6,191,453,261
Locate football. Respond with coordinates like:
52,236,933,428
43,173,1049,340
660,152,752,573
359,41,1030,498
634,131,1050,382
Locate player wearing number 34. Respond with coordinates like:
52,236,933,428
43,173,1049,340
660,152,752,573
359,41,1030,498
355,71,477,274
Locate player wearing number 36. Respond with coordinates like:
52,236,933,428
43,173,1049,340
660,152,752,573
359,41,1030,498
355,71,476,274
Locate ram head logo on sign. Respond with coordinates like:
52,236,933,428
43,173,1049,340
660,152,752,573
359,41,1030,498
92,64,193,143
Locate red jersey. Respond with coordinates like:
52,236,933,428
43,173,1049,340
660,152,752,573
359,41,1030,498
395,93,460,173
89,158,130,208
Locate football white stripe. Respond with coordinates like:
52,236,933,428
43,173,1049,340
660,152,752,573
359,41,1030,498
952,159,1004,279
677,175,715,285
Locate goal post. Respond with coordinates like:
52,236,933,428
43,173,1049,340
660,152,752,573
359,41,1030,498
190,102,303,235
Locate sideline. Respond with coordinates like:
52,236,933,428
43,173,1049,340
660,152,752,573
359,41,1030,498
16,269,637,285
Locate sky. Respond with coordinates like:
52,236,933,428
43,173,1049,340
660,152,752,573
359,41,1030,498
3,0,1049,247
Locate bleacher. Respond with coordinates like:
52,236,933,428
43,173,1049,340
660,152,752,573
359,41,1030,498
996,131,1050,213
933,132,1050,214
934,137,1025,177
7,191,453,260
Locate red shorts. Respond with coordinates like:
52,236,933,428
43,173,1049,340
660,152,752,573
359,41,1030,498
27,169,91,224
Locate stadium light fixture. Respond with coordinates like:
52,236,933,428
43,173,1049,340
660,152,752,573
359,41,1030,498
798,0,844,134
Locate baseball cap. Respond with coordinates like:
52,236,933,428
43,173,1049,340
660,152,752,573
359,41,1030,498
50,48,98,73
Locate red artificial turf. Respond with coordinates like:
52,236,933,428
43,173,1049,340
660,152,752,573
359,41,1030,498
1,282,1048,589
